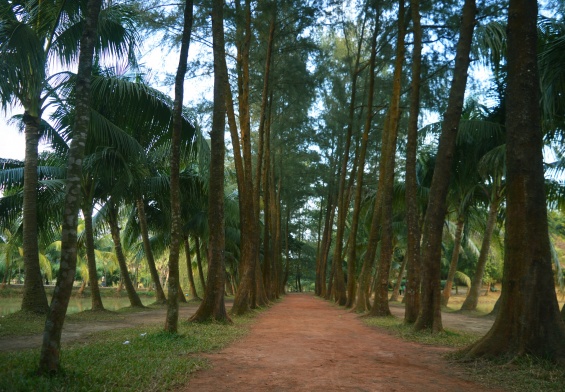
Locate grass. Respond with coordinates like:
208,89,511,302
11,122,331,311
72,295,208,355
0,311,47,337
363,315,480,348
0,314,254,392
362,314,565,391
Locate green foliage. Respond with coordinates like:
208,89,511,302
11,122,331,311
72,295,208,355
0,317,252,391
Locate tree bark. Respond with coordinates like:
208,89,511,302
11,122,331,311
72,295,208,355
414,0,476,333
369,0,406,318
404,0,423,324
467,2,565,359
82,195,104,311
184,236,200,299
108,202,144,308
38,0,103,373
441,215,464,306
390,256,407,302
195,235,206,291
189,0,231,323
347,9,382,313
136,198,167,304
165,0,194,333
353,8,380,313
460,198,499,310
21,113,48,315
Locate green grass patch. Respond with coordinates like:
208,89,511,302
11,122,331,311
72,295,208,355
363,315,565,391
0,311,46,337
0,315,254,391
452,354,565,392
363,315,480,348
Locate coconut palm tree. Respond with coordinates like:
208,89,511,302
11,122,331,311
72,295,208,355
0,0,138,314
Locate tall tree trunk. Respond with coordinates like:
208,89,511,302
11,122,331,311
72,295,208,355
228,0,259,315
137,198,167,304
467,0,565,360
184,236,200,299
414,0,476,333
330,11,368,307
165,0,194,333
441,215,464,306
195,236,206,291
82,196,104,311
189,0,231,323
404,0,423,324
38,0,103,373
275,176,284,296
108,202,144,308
353,10,381,313
369,0,406,318
21,114,48,315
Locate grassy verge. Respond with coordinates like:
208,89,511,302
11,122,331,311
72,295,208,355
363,315,565,392
0,313,255,391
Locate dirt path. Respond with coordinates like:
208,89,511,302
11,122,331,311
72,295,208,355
181,294,500,392
0,294,493,354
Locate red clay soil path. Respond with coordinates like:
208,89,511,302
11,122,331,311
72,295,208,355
183,293,500,392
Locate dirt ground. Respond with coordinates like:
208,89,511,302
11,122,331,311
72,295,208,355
181,294,501,392
1,293,503,391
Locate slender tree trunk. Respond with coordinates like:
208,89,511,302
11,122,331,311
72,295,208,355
316,192,333,297
136,198,167,304
461,198,500,310
354,11,381,313
390,256,407,302
38,0,103,373
229,0,259,315
414,0,476,333
189,0,231,323
82,196,104,311
369,0,406,318
165,0,194,333
21,114,48,315
404,0,423,324
184,236,200,299
441,215,464,306
195,236,206,291
330,11,367,307
108,202,144,308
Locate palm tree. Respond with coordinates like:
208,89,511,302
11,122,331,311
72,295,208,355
0,0,137,315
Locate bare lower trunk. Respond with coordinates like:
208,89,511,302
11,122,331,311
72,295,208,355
461,198,499,311
108,203,144,308
82,195,104,311
441,216,464,306
195,236,206,290
390,256,407,302
21,114,48,315
137,199,167,304
184,237,200,299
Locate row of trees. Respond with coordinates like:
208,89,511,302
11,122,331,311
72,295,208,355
313,0,565,361
1,0,565,373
